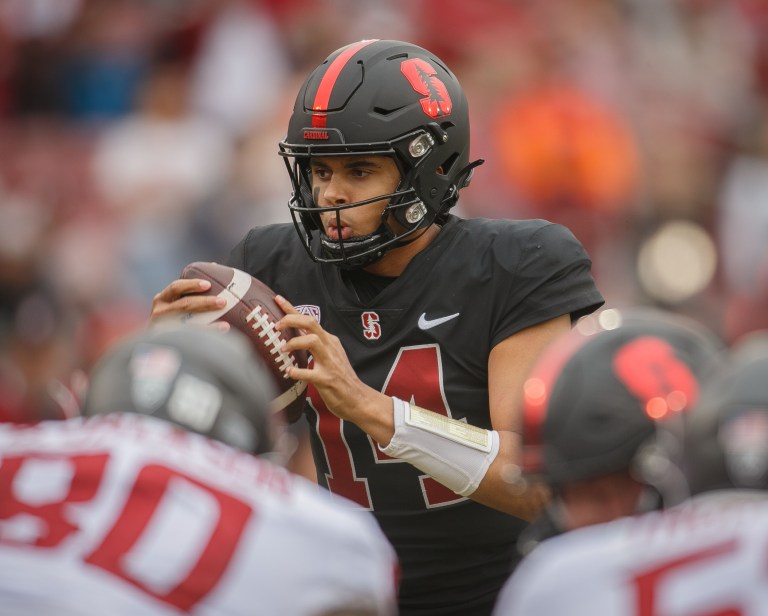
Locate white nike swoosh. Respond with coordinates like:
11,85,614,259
418,312,460,330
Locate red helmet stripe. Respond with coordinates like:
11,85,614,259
311,39,378,128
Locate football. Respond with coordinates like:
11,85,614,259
177,261,308,423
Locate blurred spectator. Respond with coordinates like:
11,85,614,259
0,0,767,436
718,104,768,343
191,111,295,256
92,52,234,302
0,0,81,116
56,0,160,121
490,84,639,259
0,280,81,423
188,0,291,136
0,0,81,39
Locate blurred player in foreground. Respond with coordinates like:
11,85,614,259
0,325,398,616
493,315,768,615
511,308,723,557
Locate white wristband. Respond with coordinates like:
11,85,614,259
379,397,500,497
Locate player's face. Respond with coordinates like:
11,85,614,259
309,155,402,240
558,470,646,530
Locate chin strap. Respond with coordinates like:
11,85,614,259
320,223,394,270
320,216,432,270
316,159,482,269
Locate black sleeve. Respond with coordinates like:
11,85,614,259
491,222,604,346
223,223,314,296
226,231,251,271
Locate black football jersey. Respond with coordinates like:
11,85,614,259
228,215,604,615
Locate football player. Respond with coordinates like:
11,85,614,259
495,329,768,615
151,39,604,614
513,307,724,556
0,325,398,616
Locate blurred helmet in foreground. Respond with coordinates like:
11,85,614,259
681,333,768,495
521,308,723,488
82,325,280,456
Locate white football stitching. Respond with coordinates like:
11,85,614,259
245,306,296,378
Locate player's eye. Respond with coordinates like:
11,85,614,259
311,167,331,180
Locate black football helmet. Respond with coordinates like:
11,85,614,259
82,325,280,456
679,333,768,496
521,308,723,487
279,39,483,269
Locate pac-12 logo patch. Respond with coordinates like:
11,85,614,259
295,304,321,323
361,311,381,340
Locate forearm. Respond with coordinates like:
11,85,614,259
470,431,550,520
375,398,549,519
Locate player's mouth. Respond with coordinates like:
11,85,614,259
324,221,354,241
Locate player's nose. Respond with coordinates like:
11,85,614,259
319,175,350,207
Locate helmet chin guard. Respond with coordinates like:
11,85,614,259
319,223,395,271
279,39,482,269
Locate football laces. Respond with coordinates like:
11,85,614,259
245,306,297,377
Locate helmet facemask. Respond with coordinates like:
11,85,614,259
281,125,475,270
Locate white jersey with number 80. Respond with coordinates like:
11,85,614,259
0,415,398,616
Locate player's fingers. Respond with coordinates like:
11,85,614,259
284,364,315,383
275,294,297,314
285,351,340,384
275,295,319,334
278,314,320,336
151,290,225,320
154,279,212,303
151,279,211,318
276,304,322,340
176,293,227,314
152,295,224,319
274,295,318,334
283,332,323,358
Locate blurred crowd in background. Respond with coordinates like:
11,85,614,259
1,0,767,422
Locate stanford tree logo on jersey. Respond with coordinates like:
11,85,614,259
361,312,381,340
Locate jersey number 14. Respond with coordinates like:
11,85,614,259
309,344,465,510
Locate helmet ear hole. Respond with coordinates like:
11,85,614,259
440,153,459,176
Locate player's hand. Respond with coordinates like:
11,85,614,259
150,278,227,322
274,295,380,422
